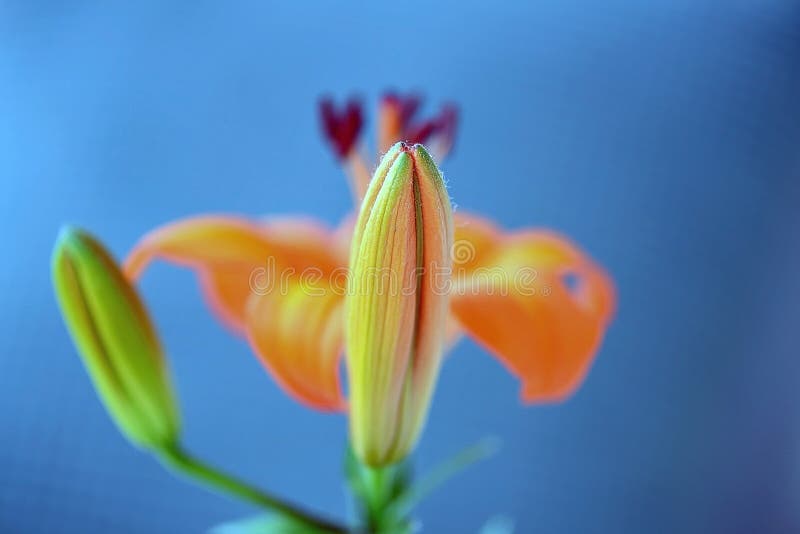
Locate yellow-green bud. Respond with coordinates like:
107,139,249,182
52,226,180,451
346,143,454,466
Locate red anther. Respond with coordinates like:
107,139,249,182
435,104,459,152
406,119,438,145
406,104,459,149
382,92,422,128
319,97,364,159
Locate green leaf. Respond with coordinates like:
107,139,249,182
389,436,501,518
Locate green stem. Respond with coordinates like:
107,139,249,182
362,465,393,532
158,444,347,533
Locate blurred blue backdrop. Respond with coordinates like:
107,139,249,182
2,1,800,533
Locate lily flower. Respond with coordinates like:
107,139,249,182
122,92,615,426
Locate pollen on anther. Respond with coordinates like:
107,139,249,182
319,97,364,159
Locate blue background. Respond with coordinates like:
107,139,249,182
2,1,800,532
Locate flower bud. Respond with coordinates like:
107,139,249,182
346,142,454,466
52,226,180,450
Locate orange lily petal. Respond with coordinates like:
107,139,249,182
450,212,615,403
451,212,501,272
197,265,258,334
245,278,346,411
123,214,348,412
123,215,344,335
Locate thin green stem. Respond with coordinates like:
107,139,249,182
158,444,347,533
362,465,393,532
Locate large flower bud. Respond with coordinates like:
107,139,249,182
52,227,181,451
346,142,454,466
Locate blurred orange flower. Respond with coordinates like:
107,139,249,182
123,93,615,413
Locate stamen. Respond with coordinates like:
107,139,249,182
407,104,458,146
319,97,364,159
379,93,459,158
379,93,422,154
438,105,458,140
432,104,459,157
383,92,422,126
345,151,372,204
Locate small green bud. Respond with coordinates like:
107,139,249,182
52,226,180,450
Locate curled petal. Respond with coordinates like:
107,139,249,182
125,216,271,279
124,215,347,412
124,215,342,335
450,213,615,403
256,216,349,271
246,279,346,412
198,265,259,334
452,212,502,272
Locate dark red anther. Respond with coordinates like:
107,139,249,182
383,92,422,129
406,104,459,150
436,104,459,152
319,97,364,159
406,119,438,145
380,92,459,151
